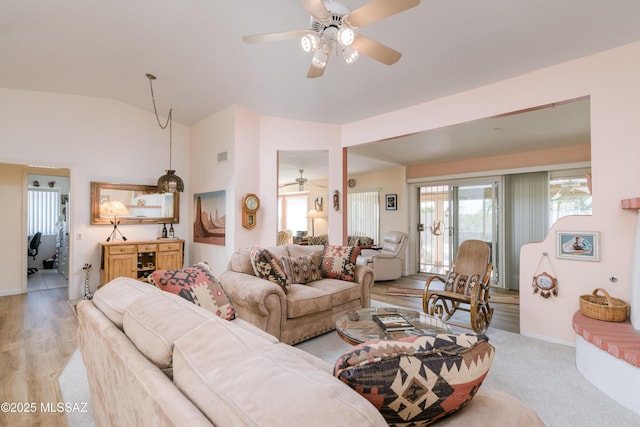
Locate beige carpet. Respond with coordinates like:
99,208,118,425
386,287,520,304
59,305,638,427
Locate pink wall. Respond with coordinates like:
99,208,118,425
341,41,640,344
407,144,590,179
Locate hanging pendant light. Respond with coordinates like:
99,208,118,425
146,73,184,193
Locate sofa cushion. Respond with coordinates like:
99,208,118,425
92,276,159,329
229,247,254,275
286,243,324,265
307,278,360,307
285,284,333,318
249,247,289,293
320,245,361,282
172,318,388,427
334,333,494,426
280,255,322,284
149,262,235,321
123,290,215,371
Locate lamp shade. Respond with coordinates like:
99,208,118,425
99,200,130,218
157,170,185,193
307,209,324,219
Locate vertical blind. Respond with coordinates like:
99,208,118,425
28,188,60,236
503,171,549,290
347,190,380,244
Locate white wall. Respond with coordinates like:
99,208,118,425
0,88,189,299
188,105,263,276
341,41,640,344
347,166,409,240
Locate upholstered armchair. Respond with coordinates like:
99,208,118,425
356,231,408,281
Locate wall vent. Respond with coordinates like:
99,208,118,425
217,151,228,162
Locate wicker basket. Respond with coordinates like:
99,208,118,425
579,288,629,322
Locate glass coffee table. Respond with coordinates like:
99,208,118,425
335,307,452,345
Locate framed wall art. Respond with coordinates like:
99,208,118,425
557,231,599,261
193,190,226,246
385,194,397,210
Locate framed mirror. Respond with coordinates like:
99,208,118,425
278,150,328,243
91,181,179,225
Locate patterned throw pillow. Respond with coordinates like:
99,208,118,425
280,255,321,284
149,262,235,320
334,333,494,426
444,273,481,295
320,245,361,282
249,247,289,293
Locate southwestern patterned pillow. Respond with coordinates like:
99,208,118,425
320,245,360,282
444,273,481,295
334,333,494,426
249,247,289,293
280,255,321,284
149,261,235,320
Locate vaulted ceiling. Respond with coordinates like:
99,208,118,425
2,1,637,175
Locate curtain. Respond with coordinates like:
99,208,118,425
504,172,549,290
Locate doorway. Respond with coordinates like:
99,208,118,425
417,179,501,286
26,170,70,293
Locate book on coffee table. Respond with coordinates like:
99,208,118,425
372,313,415,331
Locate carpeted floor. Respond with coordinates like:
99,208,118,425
60,307,639,427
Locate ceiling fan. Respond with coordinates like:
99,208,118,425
242,0,421,78
280,169,326,191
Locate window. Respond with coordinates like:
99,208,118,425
549,168,592,225
28,188,60,236
278,192,309,234
347,190,379,244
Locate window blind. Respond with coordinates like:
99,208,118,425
347,190,380,244
28,188,60,236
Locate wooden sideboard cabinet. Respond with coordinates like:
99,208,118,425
100,239,184,285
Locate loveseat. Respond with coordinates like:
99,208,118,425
218,244,373,344
77,276,544,427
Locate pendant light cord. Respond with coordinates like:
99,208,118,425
147,74,173,170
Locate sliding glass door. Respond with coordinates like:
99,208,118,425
418,180,500,285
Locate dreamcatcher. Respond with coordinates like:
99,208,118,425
532,252,558,298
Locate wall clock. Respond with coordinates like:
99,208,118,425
532,271,558,298
242,193,260,229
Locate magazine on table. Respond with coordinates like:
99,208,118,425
372,313,415,331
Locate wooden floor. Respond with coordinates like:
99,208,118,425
371,273,520,334
0,286,78,427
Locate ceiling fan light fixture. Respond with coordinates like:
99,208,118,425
311,46,329,69
337,27,354,46
301,33,319,53
342,46,359,64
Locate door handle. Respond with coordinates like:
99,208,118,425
417,223,424,232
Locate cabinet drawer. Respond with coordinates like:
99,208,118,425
159,242,181,252
138,244,157,252
107,245,136,255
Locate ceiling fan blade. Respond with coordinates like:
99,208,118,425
346,0,420,28
307,63,326,78
242,30,308,44
300,0,330,21
351,35,401,65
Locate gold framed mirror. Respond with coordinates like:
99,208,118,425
91,182,179,225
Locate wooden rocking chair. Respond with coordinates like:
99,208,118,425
422,240,494,333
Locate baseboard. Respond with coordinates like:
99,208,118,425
0,288,24,297
520,330,575,347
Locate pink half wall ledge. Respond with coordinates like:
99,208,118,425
622,198,640,331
